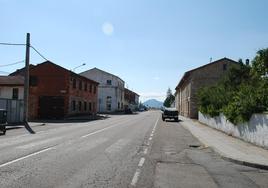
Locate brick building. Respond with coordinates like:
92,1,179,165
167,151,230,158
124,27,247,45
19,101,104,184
175,58,238,119
11,61,99,119
124,88,139,111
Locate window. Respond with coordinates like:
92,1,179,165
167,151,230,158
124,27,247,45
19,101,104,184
78,101,82,111
84,83,87,91
72,100,76,111
223,64,227,71
107,80,112,85
94,85,96,94
84,101,87,111
106,96,112,111
73,78,76,89
12,88,19,99
93,102,95,111
79,80,82,90
29,76,38,86
89,84,92,93
89,102,92,111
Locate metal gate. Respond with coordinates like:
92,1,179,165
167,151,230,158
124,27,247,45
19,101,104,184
0,98,24,123
38,96,64,119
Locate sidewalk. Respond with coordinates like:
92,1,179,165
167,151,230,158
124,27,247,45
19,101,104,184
180,116,268,170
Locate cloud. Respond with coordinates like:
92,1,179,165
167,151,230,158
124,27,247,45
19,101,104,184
139,92,166,102
102,22,114,36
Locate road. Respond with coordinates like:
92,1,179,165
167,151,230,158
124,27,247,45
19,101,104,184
0,111,268,188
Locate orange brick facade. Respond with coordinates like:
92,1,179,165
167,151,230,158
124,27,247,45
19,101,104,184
15,61,98,120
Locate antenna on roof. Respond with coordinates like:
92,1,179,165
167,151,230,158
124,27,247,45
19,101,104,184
209,57,212,63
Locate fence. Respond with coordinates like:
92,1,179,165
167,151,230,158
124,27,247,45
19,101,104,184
0,98,24,124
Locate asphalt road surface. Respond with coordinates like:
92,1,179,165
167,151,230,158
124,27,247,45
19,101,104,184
0,111,268,188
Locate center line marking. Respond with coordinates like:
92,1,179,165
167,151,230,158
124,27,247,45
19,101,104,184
138,157,145,167
130,169,141,186
144,148,148,154
0,147,55,168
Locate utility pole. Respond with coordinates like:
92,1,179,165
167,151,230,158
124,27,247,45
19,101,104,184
23,33,34,133
23,33,35,133
23,33,30,123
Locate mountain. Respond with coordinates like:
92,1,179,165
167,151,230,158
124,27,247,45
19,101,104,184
143,99,163,109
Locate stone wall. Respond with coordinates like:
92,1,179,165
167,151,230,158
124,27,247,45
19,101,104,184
199,112,268,149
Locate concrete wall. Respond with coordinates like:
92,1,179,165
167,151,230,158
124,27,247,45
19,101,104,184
199,112,268,149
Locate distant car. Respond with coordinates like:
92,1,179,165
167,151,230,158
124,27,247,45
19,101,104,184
162,107,179,122
139,108,145,112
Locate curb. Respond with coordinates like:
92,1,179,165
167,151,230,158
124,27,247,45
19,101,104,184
221,155,268,170
180,122,268,170
209,144,268,170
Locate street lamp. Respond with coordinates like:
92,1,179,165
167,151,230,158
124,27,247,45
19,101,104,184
72,63,86,72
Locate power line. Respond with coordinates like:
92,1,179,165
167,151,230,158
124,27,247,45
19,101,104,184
0,41,49,62
30,45,49,61
0,60,25,67
0,42,25,46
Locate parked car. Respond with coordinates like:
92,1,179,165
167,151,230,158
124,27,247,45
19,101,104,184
124,108,133,114
0,109,7,135
162,107,179,122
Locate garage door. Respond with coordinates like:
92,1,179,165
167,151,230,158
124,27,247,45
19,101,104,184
38,96,64,119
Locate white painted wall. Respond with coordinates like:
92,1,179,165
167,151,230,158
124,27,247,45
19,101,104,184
80,68,125,113
199,112,268,149
0,86,24,100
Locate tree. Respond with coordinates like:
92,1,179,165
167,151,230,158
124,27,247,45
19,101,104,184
252,48,268,77
163,88,175,107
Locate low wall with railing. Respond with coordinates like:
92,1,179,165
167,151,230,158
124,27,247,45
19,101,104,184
198,112,268,149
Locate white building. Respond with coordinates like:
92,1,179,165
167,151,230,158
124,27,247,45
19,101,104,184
0,76,24,100
0,76,24,123
80,68,125,113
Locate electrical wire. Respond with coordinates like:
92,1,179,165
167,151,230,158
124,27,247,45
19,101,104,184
30,45,49,61
0,42,25,46
0,60,25,67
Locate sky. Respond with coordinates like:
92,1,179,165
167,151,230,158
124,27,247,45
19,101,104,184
1,0,268,102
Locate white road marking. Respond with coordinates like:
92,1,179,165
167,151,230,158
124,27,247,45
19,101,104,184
81,124,121,138
130,169,141,186
0,147,54,168
143,148,148,154
149,137,152,141
153,118,159,131
150,133,154,137
138,157,145,167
